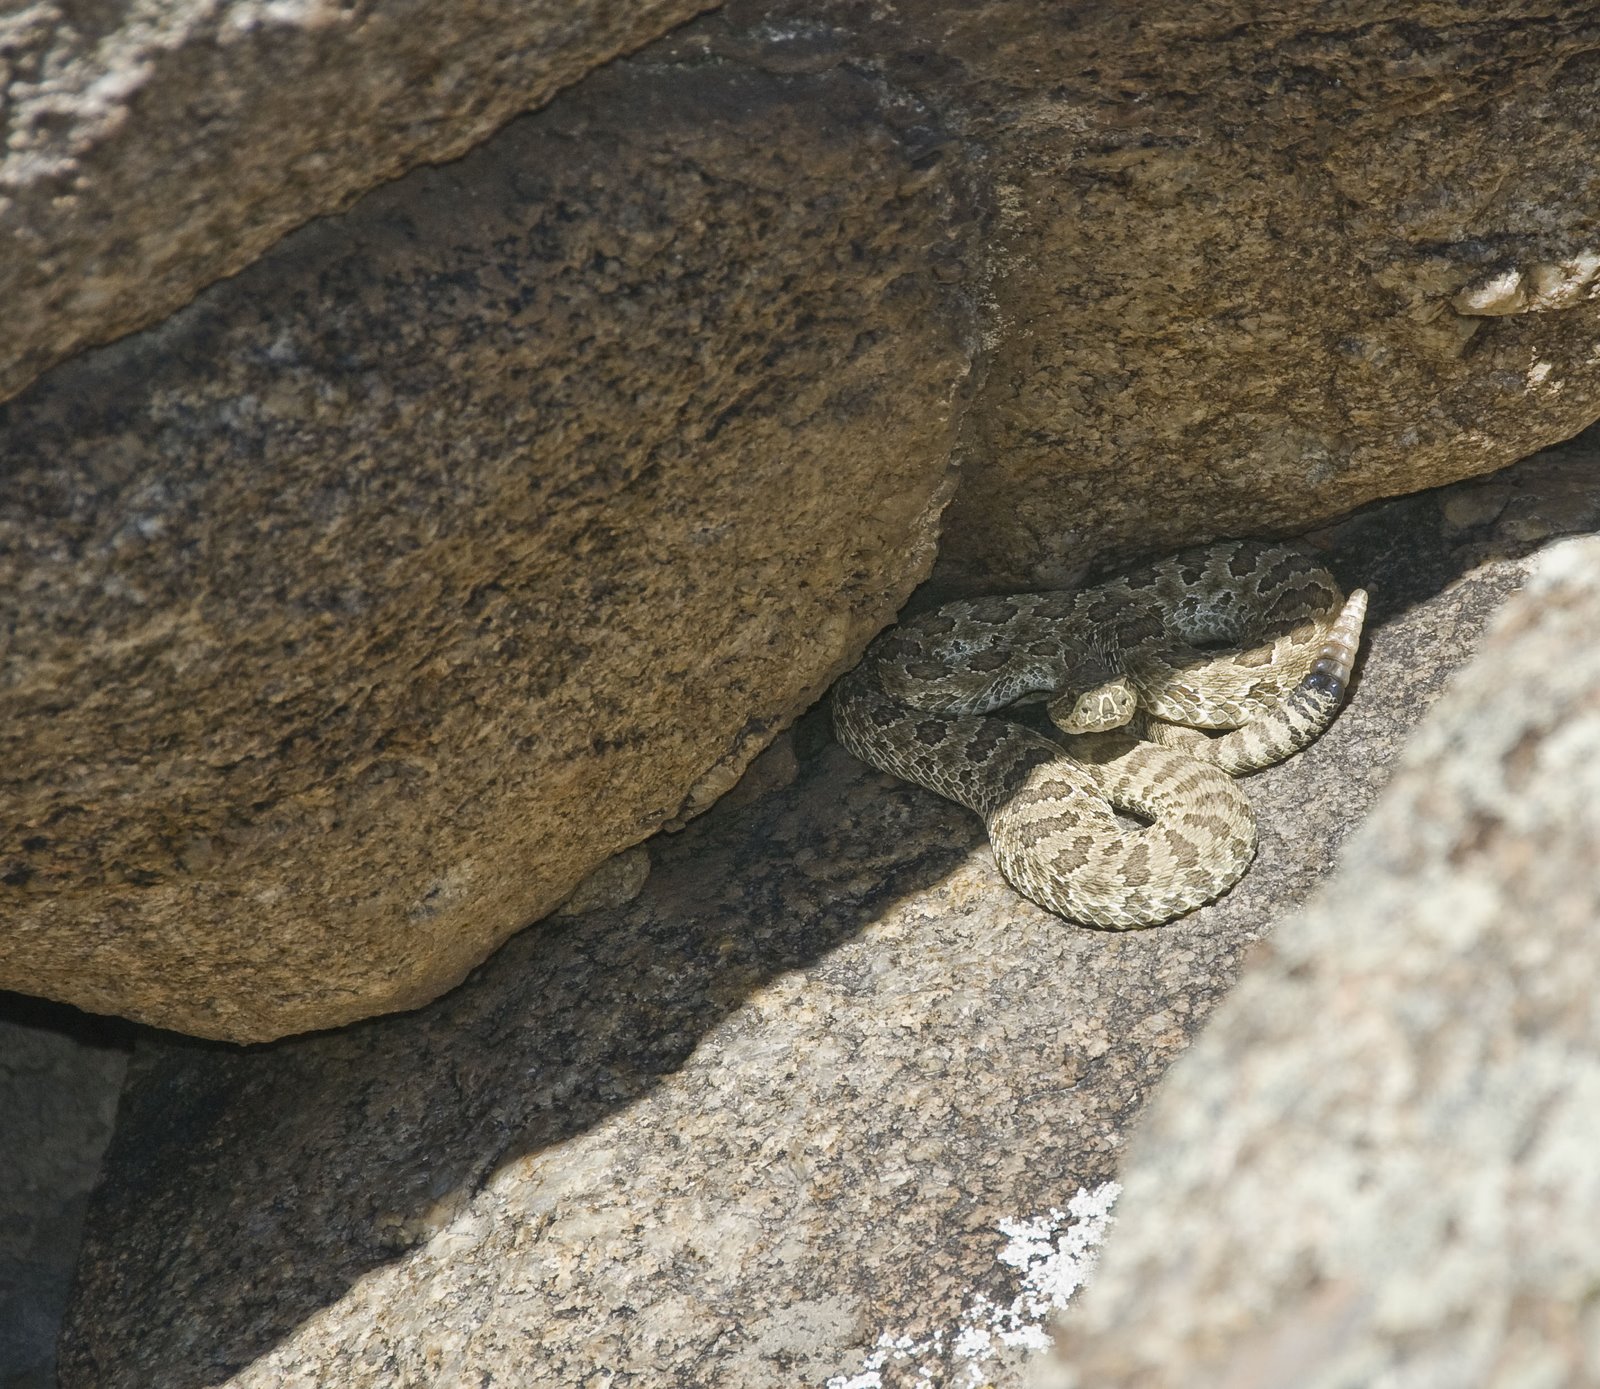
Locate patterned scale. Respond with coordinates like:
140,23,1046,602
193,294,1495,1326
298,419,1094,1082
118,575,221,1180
833,541,1368,928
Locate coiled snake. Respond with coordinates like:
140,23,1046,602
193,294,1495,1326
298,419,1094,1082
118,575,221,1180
833,541,1367,927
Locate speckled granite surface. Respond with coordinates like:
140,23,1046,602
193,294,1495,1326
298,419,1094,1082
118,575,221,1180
2,57,976,1042
54,435,1600,1386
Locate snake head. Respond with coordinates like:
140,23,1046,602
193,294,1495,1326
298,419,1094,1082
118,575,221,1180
1047,676,1138,734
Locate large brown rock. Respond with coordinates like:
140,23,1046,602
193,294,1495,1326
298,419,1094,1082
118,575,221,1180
921,2,1600,586
0,0,717,402
15,0,1600,560
1045,528,1600,1388
0,61,976,1040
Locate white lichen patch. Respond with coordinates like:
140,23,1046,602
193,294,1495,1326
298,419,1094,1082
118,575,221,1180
826,1183,1120,1389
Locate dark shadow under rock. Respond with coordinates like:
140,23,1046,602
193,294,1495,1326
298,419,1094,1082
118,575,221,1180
0,997,130,1389
57,429,1600,1387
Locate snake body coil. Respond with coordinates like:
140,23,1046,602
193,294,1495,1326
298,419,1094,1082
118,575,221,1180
833,541,1367,928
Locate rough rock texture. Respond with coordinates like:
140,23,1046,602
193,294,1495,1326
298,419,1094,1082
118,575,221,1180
0,0,719,402
927,0,1600,587
57,443,1600,1388
0,59,976,1041
1045,531,1600,1387
662,0,1600,588
0,996,128,1389
550,843,651,919
11,2,1600,1040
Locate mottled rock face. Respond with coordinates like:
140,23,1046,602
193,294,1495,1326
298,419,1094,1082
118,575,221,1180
912,2,1600,586
0,0,720,402
633,0,1600,587
0,63,976,1040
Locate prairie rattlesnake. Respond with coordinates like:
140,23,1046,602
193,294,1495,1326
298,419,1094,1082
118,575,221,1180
833,541,1368,927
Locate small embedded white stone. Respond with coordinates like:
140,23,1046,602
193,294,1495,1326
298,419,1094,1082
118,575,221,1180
1526,251,1600,310
1451,267,1526,316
